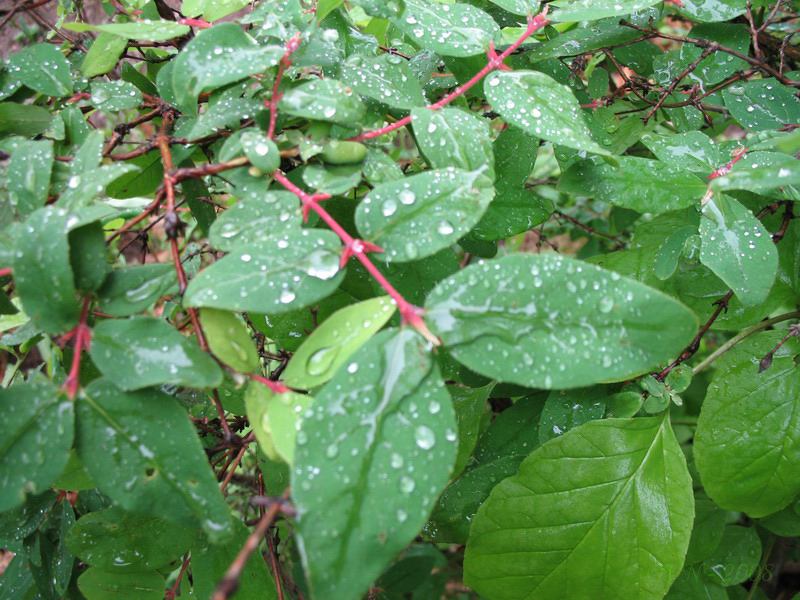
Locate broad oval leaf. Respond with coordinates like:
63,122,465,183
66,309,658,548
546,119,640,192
77,568,165,600
246,383,312,465
411,108,494,176
710,152,800,192
699,194,777,306
464,417,694,600
424,253,698,389
90,316,223,391
8,139,53,215
723,79,800,131
394,0,500,58
185,229,344,314
199,308,259,372
80,32,128,77
292,328,457,600
91,81,143,112
484,71,607,155
66,507,196,573
551,0,661,22
279,78,367,125
694,332,800,518
341,54,425,110
97,264,178,317
240,130,280,174
356,167,494,262
0,379,73,512
172,23,283,113
282,296,397,389
208,191,301,252
65,20,189,42
559,157,707,214
77,379,232,542
7,43,73,97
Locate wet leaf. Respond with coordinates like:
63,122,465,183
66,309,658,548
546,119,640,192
293,328,457,600
7,139,53,215
240,130,280,173
538,386,607,444
280,78,366,125
208,192,300,252
77,379,232,542
246,384,312,465
678,0,745,22
695,332,800,518
65,20,189,41
7,43,72,97
0,379,73,512
425,253,698,389
356,167,494,262
449,383,491,476
283,296,396,389
723,79,800,131
701,526,761,586
341,54,425,110
66,507,196,572
551,0,661,21
90,316,223,390
200,308,259,372
411,108,494,175
640,131,721,173
185,229,344,314
471,186,553,241
81,32,129,77
559,157,707,214
97,264,178,317
710,152,800,192
182,0,249,21
91,80,143,112
484,70,608,155
394,0,500,58
464,417,694,600
699,194,777,306
77,568,165,600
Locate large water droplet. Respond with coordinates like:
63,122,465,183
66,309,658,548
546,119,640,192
307,346,339,376
382,199,397,217
598,296,614,313
414,425,436,450
399,475,415,493
399,189,415,205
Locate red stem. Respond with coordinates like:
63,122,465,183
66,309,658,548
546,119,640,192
0,268,12,277
267,34,302,140
62,297,92,400
350,11,550,142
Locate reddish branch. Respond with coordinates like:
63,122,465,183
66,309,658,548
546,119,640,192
0,268,12,278
266,33,302,139
62,297,92,400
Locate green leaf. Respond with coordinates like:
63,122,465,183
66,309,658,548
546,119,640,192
90,316,223,390
538,386,607,444
81,32,129,77
425,253,698,389
394,0,500,57
199,308,259,372
678,0,745,22
65,20,189,42
58,163,139,210
282,296,396,389
7,139,53,215
0,102,52,137
723,79,800,130
66,507,196,572
172,24,283,113
551,0,660,21
484,70,608,155
240,130,280,173
208,192,300,252
559,157,707,213
464,417,694,600
411,108,494,175
91,80,143,112
69,221,111,293
685,493,726,565
280,78,367,125
356,167,494,262
191,519,278,600
701,526,761,586
694,331,800,518
293,328,457,600
7,43,73,97
246,384,312,464
182,0,249,21
488,0,538,15
527,18,641,62
664,572,728,600
449,383,491,476
699,194,777,306
0,379,73,512
341,54,425,110
53,451,96,491
492,125,538,189
471,187,553,241
77,379,232,542
302,163,362,195
77,568,165,600
13,207,80,334
710,153,800,192
97,264,178,317
351,0,404,18
654,226,697,280
640,131,721,173
185,229,344,314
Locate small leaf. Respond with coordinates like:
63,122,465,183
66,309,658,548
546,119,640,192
694,331,800,517
7,43,72,97
293,328,457,600
0,379,73,512
710,152,800,192
200,308,259,372
699,194,777,306
280,78,367,125
701,526,761,586
240,131,280,173
77,568,165,600
538,386,607,444
449,383,492,476
172,24,283,113
341,54,425,110
551,0,661,22
471,186,553,241
66,507,196,572
559,157,707,214
7,139,53,215
97,264,178,317
411,108,494,175
283,296,396,389
91,80,143,112
81,32,129,77
425,253,698,389
484,70,608,155
246,384,312,464
0,102,52,137
65,20,190,42
487,0,538,15
77,379,232,542
14,207,80,334
356,167,494,262
90,316,223,390
723,79,800,131
640,131,721,173
678,0,745,22
185,229,344,314
394,0,500,58
464,417,694,600
182,0,250,21
208,192,300,252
